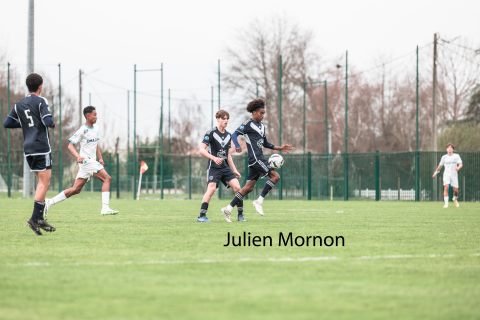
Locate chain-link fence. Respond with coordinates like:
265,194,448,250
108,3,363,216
1,151,479,202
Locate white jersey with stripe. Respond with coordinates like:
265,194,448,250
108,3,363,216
439,153,462,178
68,124,101,159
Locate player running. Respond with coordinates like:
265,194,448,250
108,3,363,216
3,73,57,235
45,106,119,216
221,99,293,218
432,143,463,208
197,110,243,222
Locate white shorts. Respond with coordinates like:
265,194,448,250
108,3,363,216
76,158,104,180
443,175,458,188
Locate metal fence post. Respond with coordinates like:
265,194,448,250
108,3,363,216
188,155,192,200
375,150,380,201
109,153,112,198
7,63,11,198
116,153,120,199
307,152,312,200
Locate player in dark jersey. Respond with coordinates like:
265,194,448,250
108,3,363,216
221,99,293,217
197,110,243,222
3,73,57,235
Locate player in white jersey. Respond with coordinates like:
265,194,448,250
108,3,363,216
45,106,119,216
432,143,463,208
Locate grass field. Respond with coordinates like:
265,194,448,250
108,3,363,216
0,193,479,320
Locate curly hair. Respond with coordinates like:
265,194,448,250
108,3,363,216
246,99,265,113
83,106,96,118
446,143,455,150
216,110,230,119
26,73,43,93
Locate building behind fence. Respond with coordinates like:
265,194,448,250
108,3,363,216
1,151,479,202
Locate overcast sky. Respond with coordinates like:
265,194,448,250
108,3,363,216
0,0,478,149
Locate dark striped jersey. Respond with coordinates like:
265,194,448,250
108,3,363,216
235,118,267,165
7,94,52,156
201,127,232,169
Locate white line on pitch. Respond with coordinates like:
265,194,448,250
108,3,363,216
3,253,478,268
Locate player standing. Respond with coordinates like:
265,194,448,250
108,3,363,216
221,99,293,218
432,143,463,208
45,106,119,215
197,110,243,222
3,73,57,235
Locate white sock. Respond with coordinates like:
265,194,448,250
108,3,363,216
51,191,67,205
102,192,110,209
226,205,233,212
452,196,457,201
257,196,264,204
444,196,448,206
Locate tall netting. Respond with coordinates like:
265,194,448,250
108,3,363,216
1,151,479,202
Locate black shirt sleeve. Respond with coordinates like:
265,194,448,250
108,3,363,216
7,105,18,121
202,130,212,145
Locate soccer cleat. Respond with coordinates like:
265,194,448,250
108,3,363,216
197,216,211,222
44,199,52,219
237,214,247,222
38,219,56,232
221,207,232,223
26,219,42,236
101,208,119,215
443,205,448,208
454,200,459,208
252,200,264,216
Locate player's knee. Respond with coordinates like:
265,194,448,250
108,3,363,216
233,185,241,193
73,187,82,195
106,175,112,183
271,172,280,183
244,185,254,194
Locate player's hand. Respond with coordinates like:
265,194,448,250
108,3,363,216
99,158,105,166
455,167,460,171
236,147,242,153
213,157,223,165
51,125,56,129
77,156,85,164
432,174,436,179
278,144,294,154
234,170,241,179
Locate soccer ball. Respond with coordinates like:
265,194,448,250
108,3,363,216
268,154,284,169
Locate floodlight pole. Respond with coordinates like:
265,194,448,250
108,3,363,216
278,55,283,200
127,90,130,177
58,63,63,192
218,60,220,111
415,46,419,202
256,83,259,98
211,86,214,128
302,80,328,154
7,63,11,198
168,89,171,154
161,63,164,200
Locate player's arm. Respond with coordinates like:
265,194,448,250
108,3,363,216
67,142,84,164
227,149,241,179
39,98,55,128
456,156,463,171
264,135,293,154
433,156,445,178
96,145,104,166
4,107,21,128
199,143,223,165
231,131,242,153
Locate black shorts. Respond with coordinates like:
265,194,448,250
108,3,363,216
26,153,52,172
207,166,237,189
247,158,273,182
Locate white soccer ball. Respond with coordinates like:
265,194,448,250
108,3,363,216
268,154,284,169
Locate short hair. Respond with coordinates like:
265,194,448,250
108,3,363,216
83,106,96,118
446,143,455,150
216,110,230,119
26,73,43,93
246,99,265,113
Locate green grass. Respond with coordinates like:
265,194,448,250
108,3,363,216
0,195,479,320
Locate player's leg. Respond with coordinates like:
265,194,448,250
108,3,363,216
254,169,280,211
93,169,118,215
227,178,246,221
46,178,88,216
443,183,449,208
451,176,459,207
197,182,216,222
26,154,55,235
222,179,256,220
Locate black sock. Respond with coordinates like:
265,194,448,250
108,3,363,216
200,202,208,217
229,192,244,208
31,201,45,223
237,200,244,216
261,180,276,198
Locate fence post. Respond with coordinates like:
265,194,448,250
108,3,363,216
116,153,120,199
109,153,112,198
375,150,379,201
307,152,312,200
415,151,419,201
244,153,249,200
188,155,192,200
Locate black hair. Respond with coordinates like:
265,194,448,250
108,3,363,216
83,106,96,118
246,99,265,113
26,73,43,93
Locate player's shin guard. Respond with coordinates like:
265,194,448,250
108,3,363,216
227,192,244,212
258,180,276,204
31,201,45,223
237,199,244,217
102,192,110,210
200,202,208,217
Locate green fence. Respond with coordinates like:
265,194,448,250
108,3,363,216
1,151,479,202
